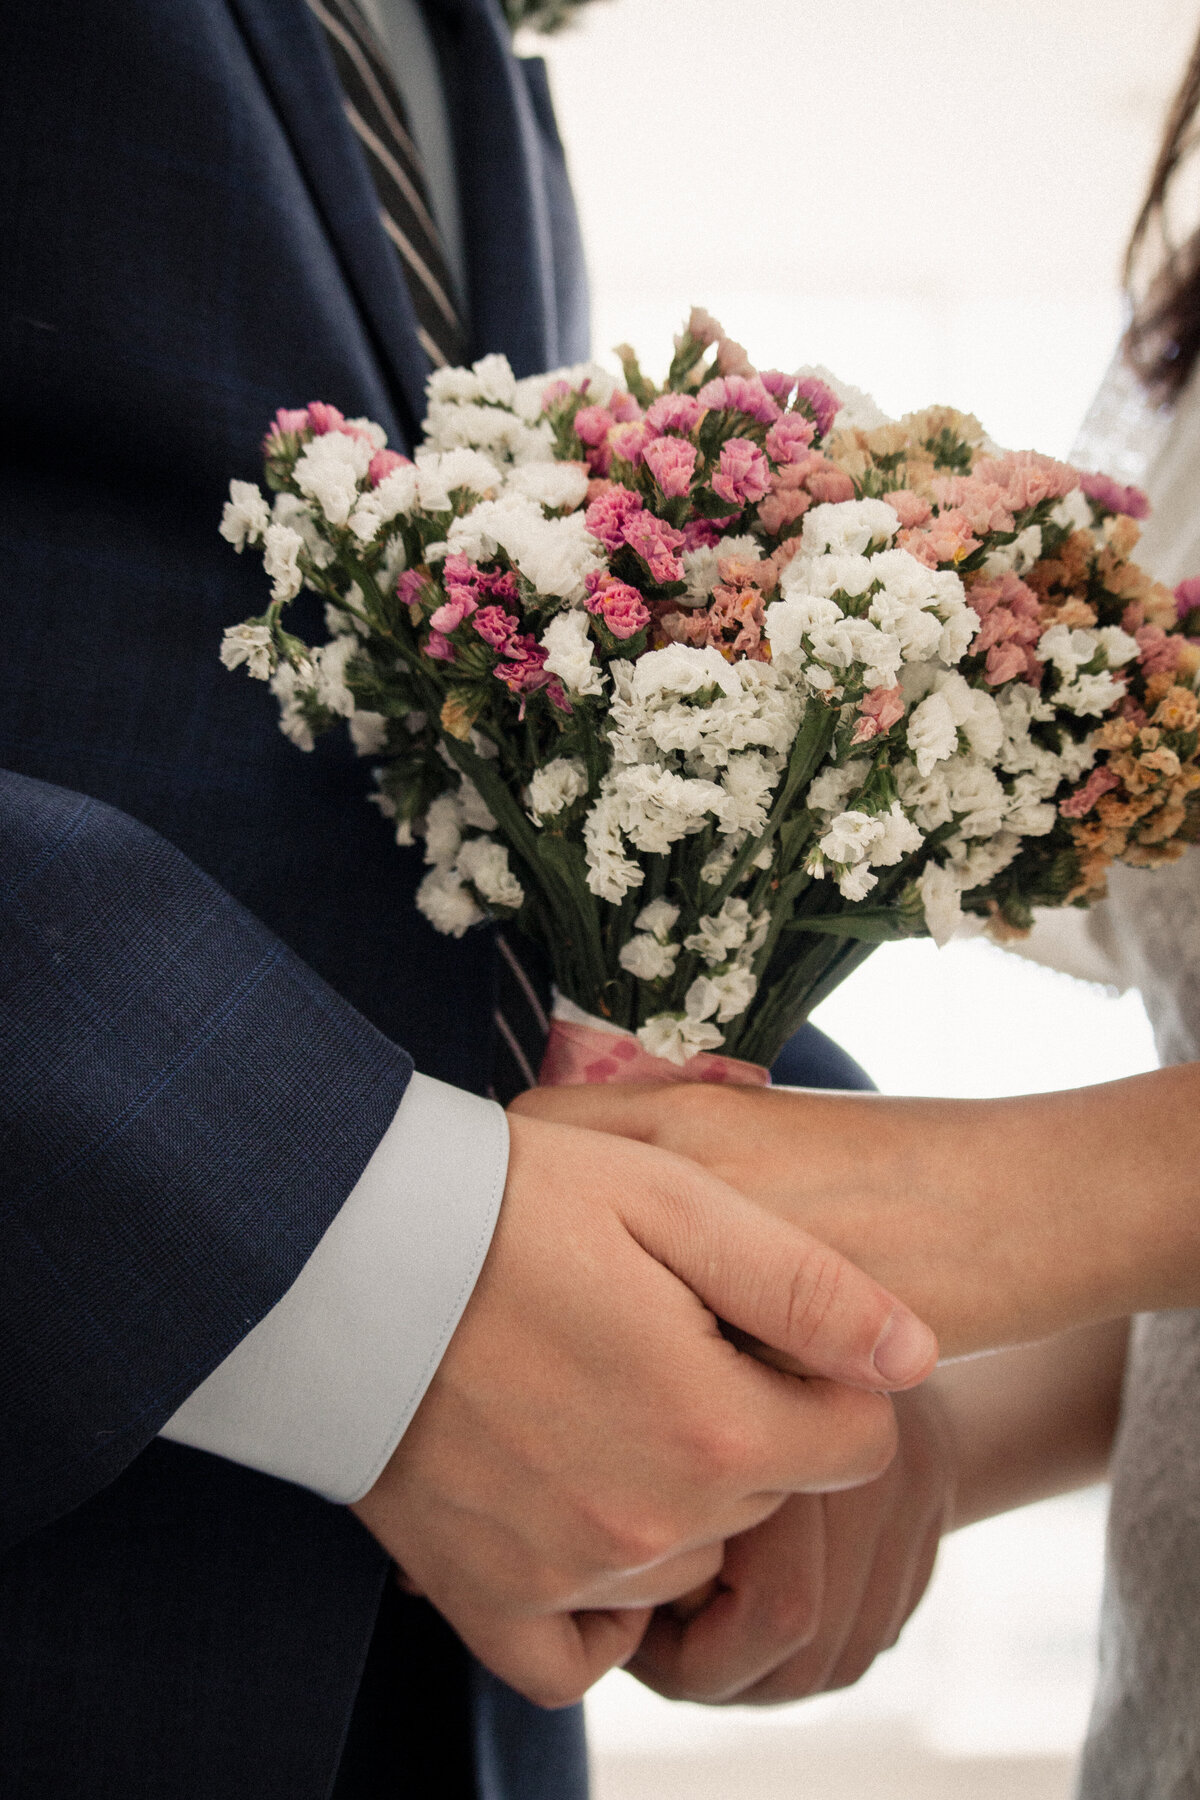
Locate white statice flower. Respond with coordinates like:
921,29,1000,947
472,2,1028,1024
635,898,681,938
1038,623,1101,678
608,650,802,774
540,608,604,698
1004,774,1058,836
895,761,954,831
919,859,963,947
503,461,590,512
941,759,1007,839
637,1012,725,1065
1050,488,1093,535
700,839,739,884
423,791,465,865
948,830,1022,893
424,400,553,466
907,689,959,776
1057,670,1126,717
270,661,316,751
618,933,680,981
416,865,485,937
582,793,644,902
870,801,924,866
1096,625,1140,668
938,673,1003,759
684,897,753,964
801,498,900,557
219,622,273,680
348,710,388,756
456,837,524,911
471,353,518,407
293,430,372,526
527,756,588,823
819,809,881,866
838,863,879,901
348,463,420,541
311,635,357,719
413,448,503,511
219,481,270,551
720,751,778,835
867,589,943,663
608,764,727,853
982,524,1043,578
450,500,601,601
514,360,620,420
262,522,305,603
787,552,877,601
427,365,486,406
456,777,496,832
272,491,335,572
685,966,759,1024
682,545,722,606
806,759,870,815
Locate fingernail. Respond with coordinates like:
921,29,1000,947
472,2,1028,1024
872,1310,938,1386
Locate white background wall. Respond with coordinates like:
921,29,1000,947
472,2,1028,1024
519,1,1200,1792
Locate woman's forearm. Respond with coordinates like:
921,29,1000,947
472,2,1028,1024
932,1318,1129,1530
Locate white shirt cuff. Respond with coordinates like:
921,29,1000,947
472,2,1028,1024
160,1073,509,1503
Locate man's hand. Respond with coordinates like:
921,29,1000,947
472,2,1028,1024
625,1386,955,1704
353,1112,937,1708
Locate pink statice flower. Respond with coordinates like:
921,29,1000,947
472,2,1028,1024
707,577,767,661
1079,470,1151,521
696,374,781,425
643,435,699,497
574,405,613,447
645,393,705,436
1176,576,1200,627
851,684,906,744
426,630,456,662
585,484,643,551
473,605,520,650
622,510,686,584
967,571,1040,685
681,515,735,551
494,638,570,716
974,450,1078,511
429,591,478,634
931,475,1016,535
712,437,771,506
609,419,653,466
885,488,933,529
263,406,311,451
1060,766,1120,819
608,390,644,424
541,379,573,407
793,376,840,438
804,467,855,504
765,416,816,465
757,467,812,536
368,448,410,487
1136,624,1184,676
396,568,431,614
759,370,797,402
585,571,651,639
902,508,980,568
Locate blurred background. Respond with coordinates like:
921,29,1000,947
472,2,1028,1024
514,0,1200,1792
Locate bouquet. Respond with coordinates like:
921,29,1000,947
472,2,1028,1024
219,310,1200,1082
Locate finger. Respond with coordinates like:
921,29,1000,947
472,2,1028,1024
628,1495,826,1703
739,1486,888,1704
825,1509,943,1692
462,1606,651,1710
577,1540,726,1611
625,1158,938,1393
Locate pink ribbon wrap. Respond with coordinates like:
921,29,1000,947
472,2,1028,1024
537,1009,771,1089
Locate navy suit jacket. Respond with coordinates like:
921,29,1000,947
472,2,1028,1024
0,2,868,1793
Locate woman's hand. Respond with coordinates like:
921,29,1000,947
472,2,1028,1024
626,1386,955,1704
511,1068,1200,1358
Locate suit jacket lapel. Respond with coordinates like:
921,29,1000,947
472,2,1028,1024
227,0,432,441
423,0,558,375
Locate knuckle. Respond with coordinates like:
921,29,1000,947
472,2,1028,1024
685,1410,756,1485
578,1494,679,1573
784,1246,847,1356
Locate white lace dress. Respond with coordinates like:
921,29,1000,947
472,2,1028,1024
1045,355,1200,1798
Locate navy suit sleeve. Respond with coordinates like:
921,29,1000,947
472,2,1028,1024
0,770,413,1551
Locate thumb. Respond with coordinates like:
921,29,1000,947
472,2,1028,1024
626,1161,937,1392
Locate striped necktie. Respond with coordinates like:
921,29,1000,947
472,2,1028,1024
307,0,467,370
313,0,551,1095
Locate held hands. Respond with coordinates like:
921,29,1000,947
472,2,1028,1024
352,1112,937,1708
